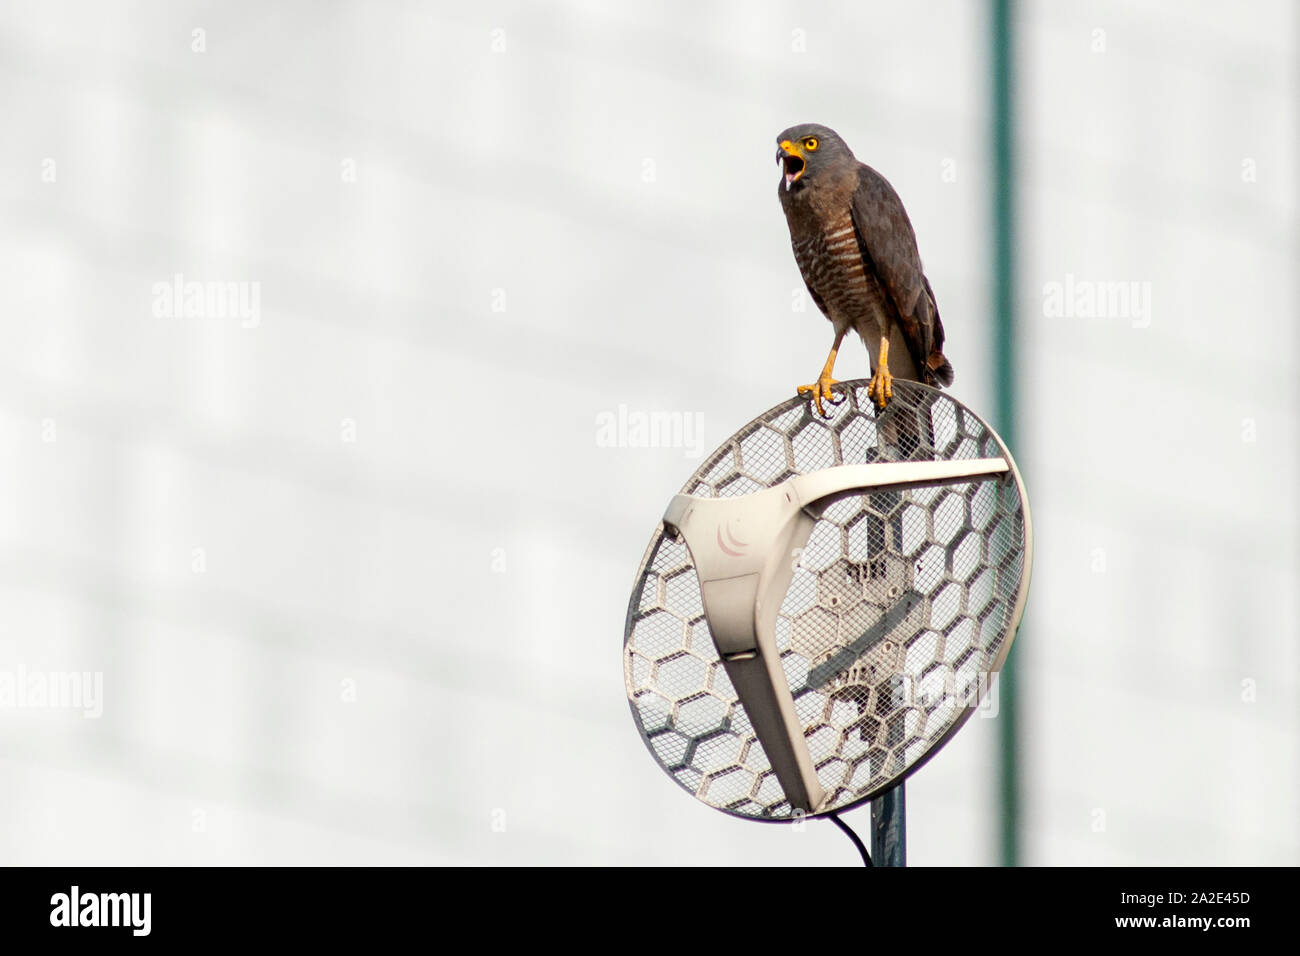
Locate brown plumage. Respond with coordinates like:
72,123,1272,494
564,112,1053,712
776,123,952,413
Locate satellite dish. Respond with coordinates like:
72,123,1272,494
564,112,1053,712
623,379,1032,829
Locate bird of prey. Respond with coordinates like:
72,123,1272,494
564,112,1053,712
776,123,953,414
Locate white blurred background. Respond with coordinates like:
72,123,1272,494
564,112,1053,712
0,0,1294,865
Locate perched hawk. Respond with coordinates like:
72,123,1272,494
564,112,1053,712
776,123,953,413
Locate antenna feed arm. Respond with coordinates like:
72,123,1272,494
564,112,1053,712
661,457,1008,813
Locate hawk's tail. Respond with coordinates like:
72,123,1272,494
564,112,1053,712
920,275,953,387
925,351,954,387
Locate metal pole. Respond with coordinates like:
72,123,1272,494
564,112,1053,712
870,782,906,866
990,0,1022,868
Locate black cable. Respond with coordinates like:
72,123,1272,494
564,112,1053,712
827,811,872,867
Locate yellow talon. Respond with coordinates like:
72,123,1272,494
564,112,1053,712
797,376,842,418
867,366,893,408
867,336,893,408
798,329,847,418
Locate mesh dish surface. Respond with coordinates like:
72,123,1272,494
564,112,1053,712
624,380,1030,820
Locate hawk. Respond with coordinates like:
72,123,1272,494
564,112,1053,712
776,123,953,414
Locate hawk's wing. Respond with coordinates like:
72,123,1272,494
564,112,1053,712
849,163,949,385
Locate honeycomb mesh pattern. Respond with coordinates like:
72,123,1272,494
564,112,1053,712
623,380,1028,820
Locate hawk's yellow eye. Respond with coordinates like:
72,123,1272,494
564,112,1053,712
804,137,819,151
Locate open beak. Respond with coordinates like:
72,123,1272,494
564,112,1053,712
777,140,806,191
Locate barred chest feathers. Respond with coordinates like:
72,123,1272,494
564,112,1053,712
790,212,880,337
785,206,920,381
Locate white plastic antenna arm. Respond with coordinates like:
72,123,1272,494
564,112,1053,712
662,457,1008,813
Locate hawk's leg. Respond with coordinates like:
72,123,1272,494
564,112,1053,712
867,334,894,409
797,330,846,418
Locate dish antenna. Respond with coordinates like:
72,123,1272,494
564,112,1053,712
623,380,1032,864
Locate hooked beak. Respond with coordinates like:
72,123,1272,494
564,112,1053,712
777,140,806,191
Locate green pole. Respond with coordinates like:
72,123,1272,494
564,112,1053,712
990,0,1021,868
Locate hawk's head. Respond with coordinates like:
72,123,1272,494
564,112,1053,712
775,123,853,193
